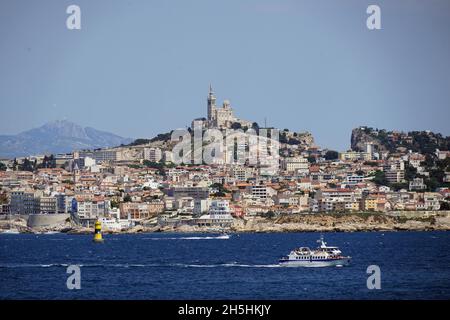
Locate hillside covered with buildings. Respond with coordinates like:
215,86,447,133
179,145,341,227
1,90,450,233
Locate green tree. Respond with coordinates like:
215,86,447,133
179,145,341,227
422,154,435,168
372,170,388,186
440,202,450,211
328,183,337,188
0,162,6,171
261,210,276,218
231,122,242,130
110,200,119,208
19,158,35,172
40,154,56,169
390,182,409,191
210,183,229,194
279,132,288,144
307,156,316,164
324,150,339,161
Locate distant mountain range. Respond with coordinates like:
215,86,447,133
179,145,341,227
0,120,133,159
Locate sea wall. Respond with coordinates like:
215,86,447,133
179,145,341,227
27,214,70,228
0,214,29,221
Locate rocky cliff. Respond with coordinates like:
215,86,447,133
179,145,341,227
230,212,450,232
350,126,450,154
350,127,388,152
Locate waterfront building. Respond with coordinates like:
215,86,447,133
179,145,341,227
72,198,110,221
195,199,234,227
0,203,10,215
10,191,39,215
119,201,164,220
39,196,58,214
193,198,211,216
99,216,133,231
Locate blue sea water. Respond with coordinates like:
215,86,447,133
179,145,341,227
0,231,449,299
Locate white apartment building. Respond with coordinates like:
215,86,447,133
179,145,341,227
339,151,372,161
249,185,267,200
144,147,162,163
384,160,405,184
74,199,110,220
78,150,117,163
232,166,252,181
315,189,355,203
408,153,425,169
409,178,426,191
281,156,309,174
39,196,58,214
421,193,442,211
193,198,211,215
345,174,364,185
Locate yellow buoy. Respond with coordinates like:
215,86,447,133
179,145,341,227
93,220,104,243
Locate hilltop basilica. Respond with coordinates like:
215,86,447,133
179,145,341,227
193,85,253,130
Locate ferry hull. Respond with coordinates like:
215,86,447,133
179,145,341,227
279,257,351,267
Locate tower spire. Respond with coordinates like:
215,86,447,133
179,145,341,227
207,84,216,124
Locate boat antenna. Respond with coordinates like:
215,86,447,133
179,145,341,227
317,234,326,246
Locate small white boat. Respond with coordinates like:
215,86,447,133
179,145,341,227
43,231,59,235
216,233,230,239
1,228,20,234
279,236,351,267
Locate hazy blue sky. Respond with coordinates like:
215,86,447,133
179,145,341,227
1,0,449,151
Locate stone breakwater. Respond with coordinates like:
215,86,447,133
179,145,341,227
1,212,450,234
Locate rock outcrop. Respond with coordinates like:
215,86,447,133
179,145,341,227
350,127,387,152
230,213,450,232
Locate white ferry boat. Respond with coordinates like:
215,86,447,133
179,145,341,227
279,236,351,267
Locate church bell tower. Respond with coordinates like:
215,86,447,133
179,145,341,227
207,84,216,125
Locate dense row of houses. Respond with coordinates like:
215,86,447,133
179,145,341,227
0,147,448,229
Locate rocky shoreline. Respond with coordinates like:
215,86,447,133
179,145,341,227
1,212,450,234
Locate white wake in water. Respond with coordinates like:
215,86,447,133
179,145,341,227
0,262,280,268
144,235,230,240
181,263,281,268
